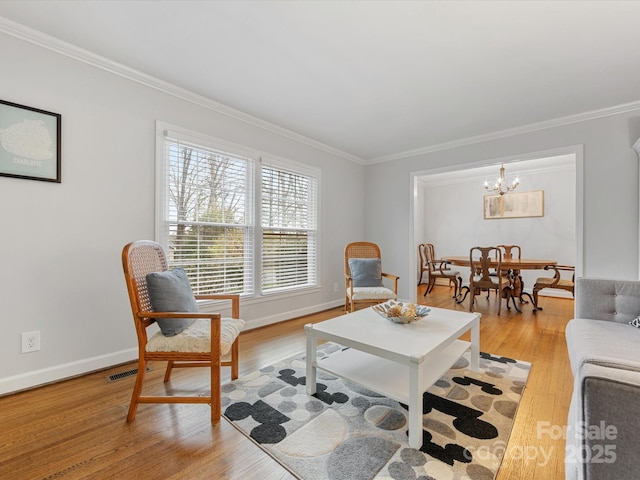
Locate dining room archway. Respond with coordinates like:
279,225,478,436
409,145,582,303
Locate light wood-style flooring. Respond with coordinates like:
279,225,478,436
0,285,574,479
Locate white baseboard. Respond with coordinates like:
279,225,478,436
0,299,345,396
242,299,344,330
0,348,138,396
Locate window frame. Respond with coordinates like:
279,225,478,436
155,121,321,299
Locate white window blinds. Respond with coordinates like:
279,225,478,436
160,132,254,295
261,161,318,293
157,124,318,297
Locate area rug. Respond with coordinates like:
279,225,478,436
221,343,531,480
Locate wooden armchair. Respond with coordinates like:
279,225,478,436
121,240,245,424
418,243,461,298
532,265,575,312
344,241,398,313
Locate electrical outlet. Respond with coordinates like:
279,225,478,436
21,331,40,353
333,282,339,292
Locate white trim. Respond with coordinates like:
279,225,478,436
419,162,575,188
0,296,343,395
241,299,343,331
370,102,640,164
0,16,364,165
634,137,640,279
0,348,137,396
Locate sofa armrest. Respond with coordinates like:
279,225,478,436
566,363,640,480
575,277,640,324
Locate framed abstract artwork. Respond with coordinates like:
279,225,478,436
484,190,544,219
0,99,61,183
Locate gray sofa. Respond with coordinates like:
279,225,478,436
565,277,640,480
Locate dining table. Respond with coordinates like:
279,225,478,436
441,256,557,312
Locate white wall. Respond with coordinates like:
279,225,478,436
416,159,576,292
2,26,640,397
0,32,365,394
366,114,640,302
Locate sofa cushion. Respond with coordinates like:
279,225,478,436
575,278,640,324
146,267,198,336
566,318,640,377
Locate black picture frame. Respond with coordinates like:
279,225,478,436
0,99,61,183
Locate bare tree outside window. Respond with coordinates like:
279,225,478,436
167,142,249,294
160,129,318,297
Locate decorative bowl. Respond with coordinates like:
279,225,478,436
372,300,430,324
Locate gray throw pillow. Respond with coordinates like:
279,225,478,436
630,316,640,328
349,258,384,287
146,267,198,336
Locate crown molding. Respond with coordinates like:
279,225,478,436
0,16,365,165
369,101,640,165
3,15,637,168
418,161,575,188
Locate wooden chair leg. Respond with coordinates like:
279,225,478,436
426,277,436,294
452,276,461,298
164,361,174,382
210,351,221,425
533,287,542,311
230,338,239,380
127,359,147,423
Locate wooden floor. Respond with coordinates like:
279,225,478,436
0,285,574,480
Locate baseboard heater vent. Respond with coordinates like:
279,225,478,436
107,367,150,383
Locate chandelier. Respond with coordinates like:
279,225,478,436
484,164,519,196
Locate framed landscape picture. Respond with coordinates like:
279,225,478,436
484,190,544,219
0,99,61,183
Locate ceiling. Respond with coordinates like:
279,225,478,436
1,0,640,164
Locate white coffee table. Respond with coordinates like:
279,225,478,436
305,305,480,449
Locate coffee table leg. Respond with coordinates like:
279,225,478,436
305,327,317,396
408,365,422,449
470,320,480,371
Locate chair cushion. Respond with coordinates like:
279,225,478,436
432,269,460,278
536,277,573,289
472,275,500,286
146,267,198,336
146,318,245,355
348,286,397,300
348,258,384,287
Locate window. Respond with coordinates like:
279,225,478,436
261,161,317,293
156,123,319,297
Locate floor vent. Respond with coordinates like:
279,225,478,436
107,367,150,383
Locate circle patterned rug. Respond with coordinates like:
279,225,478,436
222,342,531,480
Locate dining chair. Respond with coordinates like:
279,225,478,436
497,244,522,261
532,265,575,311
344,241,398,313
489,244,523,298
419,243,461,298
121,240,245,425
468,246,512,315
